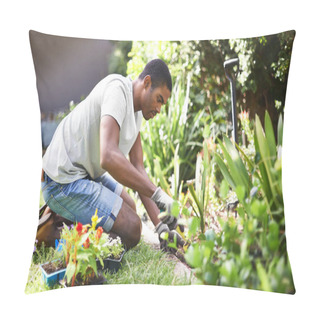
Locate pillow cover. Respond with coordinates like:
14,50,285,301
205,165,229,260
26,30,295,294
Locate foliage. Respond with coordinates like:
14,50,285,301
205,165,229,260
108,41,132,75
140,74,205,186
229,30,295,130
186,125,213,234
184,112,295,293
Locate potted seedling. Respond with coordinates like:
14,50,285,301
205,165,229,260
59,209,125,286
40,209,126,288
40,257,66,288
96,234,125,273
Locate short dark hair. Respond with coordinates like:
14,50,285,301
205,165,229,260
138,59,172,92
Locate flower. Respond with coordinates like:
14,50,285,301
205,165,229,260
83,237,90,249
95,227,103,241
76,222,83,236
91,208,99,230
239,109,249,120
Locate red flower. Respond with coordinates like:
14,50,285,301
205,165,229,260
76,222,83,236
95,227,103,241
83,237,90,249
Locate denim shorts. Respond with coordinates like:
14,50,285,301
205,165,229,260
41,171,123,232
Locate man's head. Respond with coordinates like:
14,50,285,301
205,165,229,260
135,59,172,120
138,59,172,92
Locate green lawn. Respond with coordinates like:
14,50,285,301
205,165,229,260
25,239,191,294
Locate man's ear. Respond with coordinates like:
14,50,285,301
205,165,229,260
143,75,152,89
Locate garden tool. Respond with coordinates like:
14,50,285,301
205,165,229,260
224,58,240,214
224,58,239,144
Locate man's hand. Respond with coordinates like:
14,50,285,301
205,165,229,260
151,187,179,229
155,221,185,253
151,187,173,213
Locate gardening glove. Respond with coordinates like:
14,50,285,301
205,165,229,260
151,187,174,213
155,221,185,254
151,187,178,229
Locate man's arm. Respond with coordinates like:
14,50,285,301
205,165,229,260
129,132,161,227
100,115,157,197
129,131,185,252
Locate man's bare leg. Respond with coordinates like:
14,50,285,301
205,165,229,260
110,200,142,249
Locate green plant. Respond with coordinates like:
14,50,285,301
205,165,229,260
184,111,295,293
60,209,124,286
141,75,204,185
186,125,213,235
99,234,124,260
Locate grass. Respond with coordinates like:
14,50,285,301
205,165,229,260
25,239,191,294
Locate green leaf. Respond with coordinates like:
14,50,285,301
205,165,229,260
264,112,276,160
171,201,180,218
218,136,250,193
88,256,98,276
188,182,203,218
235,185,246,202
188,217,200,237
277,113,283,147
76,251,90,262
254,115,273,202
66,262,76,284
219,179,229,199
214,153,236,190
203,124,211,139
236,206,245,219
184,244,202,268
256,261,271,292
267,220,280,252
181,207,190,217
78,233,90,247
250,199,267,218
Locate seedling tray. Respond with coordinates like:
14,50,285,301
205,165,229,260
40,260,66,287
97,250,125,273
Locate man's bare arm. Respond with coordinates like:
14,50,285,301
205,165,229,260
100,115,156,198
129,132,161,227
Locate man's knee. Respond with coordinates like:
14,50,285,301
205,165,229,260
120,189,136,212
124,212,141,249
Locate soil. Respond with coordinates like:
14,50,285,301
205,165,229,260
60,272,106,287
42,260,65,274
141,221,195,282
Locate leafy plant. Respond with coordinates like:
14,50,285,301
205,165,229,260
184,111,295,293
60,209,124,286
186,125,213,235
141,75,204,185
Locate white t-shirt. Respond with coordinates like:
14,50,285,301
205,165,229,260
43,74,143,184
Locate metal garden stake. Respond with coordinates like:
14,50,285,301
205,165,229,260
224,58,239,144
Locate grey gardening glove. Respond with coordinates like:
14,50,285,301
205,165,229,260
151,187,174,213
155,221,185,254
151,187,177,230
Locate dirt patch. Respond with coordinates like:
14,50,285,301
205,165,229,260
141,221,196,283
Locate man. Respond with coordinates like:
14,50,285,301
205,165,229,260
41,59,184,251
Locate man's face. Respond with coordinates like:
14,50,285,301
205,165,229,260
141,82,171,121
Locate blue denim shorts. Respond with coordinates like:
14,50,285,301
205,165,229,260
41,171,123,232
